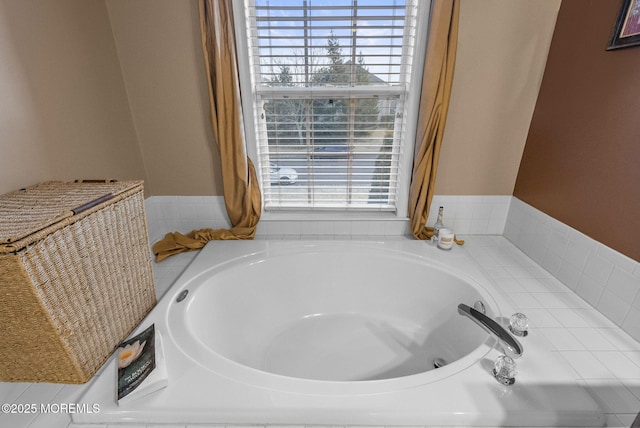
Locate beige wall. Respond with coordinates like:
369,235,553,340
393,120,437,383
106,0,223,196
435,0,561,195
0,0,146,195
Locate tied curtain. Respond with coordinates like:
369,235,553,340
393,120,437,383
153,0,261,262
409,0,460,240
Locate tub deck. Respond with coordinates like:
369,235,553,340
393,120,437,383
74,239,605,427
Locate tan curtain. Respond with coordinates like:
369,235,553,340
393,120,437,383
153,0,261,262
408,0,460,240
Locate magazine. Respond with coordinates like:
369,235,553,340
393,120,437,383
116,324,168,405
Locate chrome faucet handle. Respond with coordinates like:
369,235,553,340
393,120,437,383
493,355,517,385
509,312,529,337
457,303,524,359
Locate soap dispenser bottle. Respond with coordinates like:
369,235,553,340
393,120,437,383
433,206,444,239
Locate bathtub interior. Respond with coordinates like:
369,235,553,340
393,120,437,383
179,245,494,381
74,240,605,427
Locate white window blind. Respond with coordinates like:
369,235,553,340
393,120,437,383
244,0,418,210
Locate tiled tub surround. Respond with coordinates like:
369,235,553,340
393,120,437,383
146,195,639,340
0,195,637,427
144,195,512,243
505,198,640,343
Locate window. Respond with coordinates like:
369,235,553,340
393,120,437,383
239,0,424,211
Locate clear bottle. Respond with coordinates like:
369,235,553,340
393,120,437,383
433,206,444,239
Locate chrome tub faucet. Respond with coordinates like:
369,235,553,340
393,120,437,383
458,303,524,360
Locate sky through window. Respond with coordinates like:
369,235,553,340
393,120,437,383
253,0,408,87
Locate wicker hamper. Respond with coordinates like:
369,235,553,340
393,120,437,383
0,180,156,383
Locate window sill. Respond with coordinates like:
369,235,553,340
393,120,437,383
260,211,408,222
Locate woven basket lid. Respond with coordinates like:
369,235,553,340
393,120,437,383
0,180,142,246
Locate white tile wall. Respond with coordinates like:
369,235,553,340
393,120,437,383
144,194,512,243
427,195,512,235
144,196,231,245
504,197,640,343
2,195,639,428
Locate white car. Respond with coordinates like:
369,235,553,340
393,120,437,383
270,163,298,185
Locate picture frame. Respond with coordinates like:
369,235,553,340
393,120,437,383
607,0,640,50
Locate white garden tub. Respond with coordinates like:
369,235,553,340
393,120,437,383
75,240,604,427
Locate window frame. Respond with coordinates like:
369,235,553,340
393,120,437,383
233,0,431,218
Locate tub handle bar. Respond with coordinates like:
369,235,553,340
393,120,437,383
458,303,523,359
